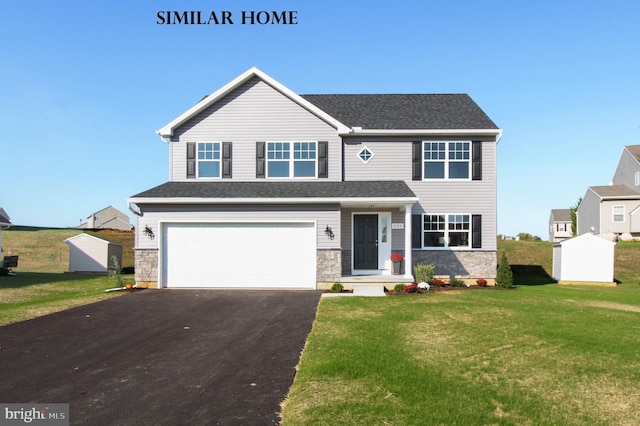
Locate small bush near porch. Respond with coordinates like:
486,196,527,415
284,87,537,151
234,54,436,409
281,283,640,425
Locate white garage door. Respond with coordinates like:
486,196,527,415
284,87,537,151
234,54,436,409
162,222,316,289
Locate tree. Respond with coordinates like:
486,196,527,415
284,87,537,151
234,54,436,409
570,197,582,236
496,252,513,288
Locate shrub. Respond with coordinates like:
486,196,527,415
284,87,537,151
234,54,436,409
476,278,487,287
330,282,344,293
404,283,419,293
496,252,514,288
432,279,446,286
450,277,465,287
394,283,406,292
413,263,435,284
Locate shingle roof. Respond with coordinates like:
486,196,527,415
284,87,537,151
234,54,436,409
625,145,640,163
0,207,11,225
551,209,572,222
589,185,640,198
131,181,417,200
301,94,499,130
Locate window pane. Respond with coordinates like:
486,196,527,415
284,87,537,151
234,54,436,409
424,162,445,178
449,232,469,247
198,162,220,178
268,161,289,177
449,162,469,178
424,232,445,247
294,161,315,177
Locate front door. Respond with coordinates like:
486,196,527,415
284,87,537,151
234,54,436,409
353,214,378,269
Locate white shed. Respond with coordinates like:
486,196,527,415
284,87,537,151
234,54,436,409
64,233,122,273
552,233,615,286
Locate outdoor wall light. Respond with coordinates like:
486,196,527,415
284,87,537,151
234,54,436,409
143,225,155,240
324,225,335,240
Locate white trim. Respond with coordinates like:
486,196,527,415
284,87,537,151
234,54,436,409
265,141,318,179
357,146,375,164
422,140,472,181
157,67,349,137
345,128,503,137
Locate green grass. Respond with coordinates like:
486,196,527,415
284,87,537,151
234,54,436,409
282,240,640,425
1,226,134,272
0,272,129,326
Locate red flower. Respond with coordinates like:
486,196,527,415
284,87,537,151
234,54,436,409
390,253,404,263
476,278,487,287
433,279,445,286
404,283,419,293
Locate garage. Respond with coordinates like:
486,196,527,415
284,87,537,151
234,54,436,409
161,222,316,289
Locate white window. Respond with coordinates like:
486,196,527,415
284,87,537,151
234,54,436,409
423,141,470,179
557,223,566,232
267,142,316,178
357,146,375,164
197,142,221,178
422,214,470,248
613,205,625,223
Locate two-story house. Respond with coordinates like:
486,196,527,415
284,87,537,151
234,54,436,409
128,68,502,289
578,145,640,241
548,209,573,242
78,205,132,231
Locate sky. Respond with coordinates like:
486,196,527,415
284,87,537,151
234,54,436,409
1,0,639,239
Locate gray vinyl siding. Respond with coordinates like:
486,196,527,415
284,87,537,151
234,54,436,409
343,138,497,250
577,189,601,235
612,149,640,193
169,77,341,181
600,199,640,234
134,204,340,250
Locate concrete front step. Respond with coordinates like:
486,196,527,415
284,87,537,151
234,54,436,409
352,284,386,297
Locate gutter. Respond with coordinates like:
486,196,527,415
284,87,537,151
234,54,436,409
344,128,503,138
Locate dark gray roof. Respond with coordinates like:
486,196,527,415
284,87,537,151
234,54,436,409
301,94,498,130
131,181,417,200
0,207,10,225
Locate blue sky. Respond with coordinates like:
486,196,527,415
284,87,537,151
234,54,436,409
1,0,638,239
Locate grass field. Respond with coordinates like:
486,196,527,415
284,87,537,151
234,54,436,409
0,227,135,325
281,240,640,425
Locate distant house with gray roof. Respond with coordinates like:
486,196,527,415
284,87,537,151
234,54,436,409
0,207,11,254
549,209,573,242
577,145,640,241
78,206,132,231
127,67,502,289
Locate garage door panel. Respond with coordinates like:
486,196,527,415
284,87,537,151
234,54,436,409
163,223,316,289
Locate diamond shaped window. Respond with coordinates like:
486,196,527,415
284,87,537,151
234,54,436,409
358,146,374,164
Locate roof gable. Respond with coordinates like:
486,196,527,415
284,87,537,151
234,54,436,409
551,209,571,222
625,145,640,164
589,185,640,199
0,207,10,225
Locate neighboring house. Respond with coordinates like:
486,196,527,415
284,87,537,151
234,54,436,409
128,67,502,289
78,206,132,231
548,209,573,242
0,207,11,254
552,233,615,285
64,233,122,273
577,145,640,241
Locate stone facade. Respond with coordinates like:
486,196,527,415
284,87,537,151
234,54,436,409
134,248,158,288
412,249,497,279
317,248,342,283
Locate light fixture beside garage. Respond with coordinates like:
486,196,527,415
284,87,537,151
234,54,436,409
143,225,155,240
324,225,335,240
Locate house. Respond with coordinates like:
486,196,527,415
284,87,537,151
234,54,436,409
64,233,123,273
548,209,573,242
577,145,640,241
0,207,11,254
127,67,502,289
78,206,132,231
552,233,615,286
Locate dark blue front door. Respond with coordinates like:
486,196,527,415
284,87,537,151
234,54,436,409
354,214,378,270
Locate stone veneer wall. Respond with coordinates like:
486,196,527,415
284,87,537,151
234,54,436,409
317,249,342,283
412,250,497,279
134,248,158,288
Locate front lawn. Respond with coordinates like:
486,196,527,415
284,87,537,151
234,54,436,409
281,284,640,425
0,273,128,326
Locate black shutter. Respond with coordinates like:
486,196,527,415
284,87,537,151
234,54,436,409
412,214,422,248
318,141,328,178
256,142,265,178
472,214,482,248
186,142,196,179
472,141,482,181
222,142,232,178
412,141,422,180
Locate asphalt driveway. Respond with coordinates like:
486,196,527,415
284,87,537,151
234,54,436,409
0,290,322,425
